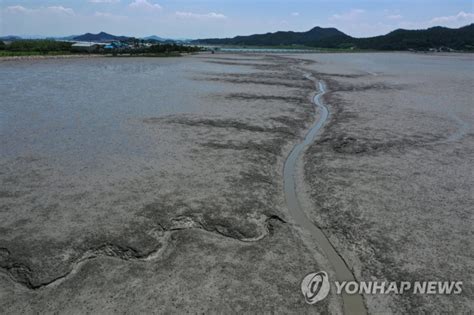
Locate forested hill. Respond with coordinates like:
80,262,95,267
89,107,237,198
73,32,130,42
194,24,474,51
197,27,351,46
355,24,474,50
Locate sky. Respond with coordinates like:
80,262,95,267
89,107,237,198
1,0,473,38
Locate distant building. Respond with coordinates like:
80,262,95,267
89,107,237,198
71,42,105,52
103,41,130,51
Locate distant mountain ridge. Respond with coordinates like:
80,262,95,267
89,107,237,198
195,24,474,51
3,24,473,51
1,32,190,44
356,24,474,50
73,32,130,42
143,35,167,41
198,27,350,46
72,32,188,43
0,35,22,41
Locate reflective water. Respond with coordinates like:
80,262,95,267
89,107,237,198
0,57,229,162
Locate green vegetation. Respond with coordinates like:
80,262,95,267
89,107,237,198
216,44,319,50
197,24,474,51
0,40,73,56
7,40,73,52
107,43,201,57
0,39,202,57
127,43,201,55
216,44,366,52
355,25,474,51
200,27,349,47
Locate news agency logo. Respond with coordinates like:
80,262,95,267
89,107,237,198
301,271,330,304
301,271,464,305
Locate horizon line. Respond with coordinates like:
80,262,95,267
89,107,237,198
2,23,472,40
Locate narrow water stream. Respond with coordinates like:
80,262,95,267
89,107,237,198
283,73,367,314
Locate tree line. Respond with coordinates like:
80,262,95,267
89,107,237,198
0,40,202,55
0,40,73,52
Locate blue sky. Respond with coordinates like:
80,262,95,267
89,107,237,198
1,0,473,38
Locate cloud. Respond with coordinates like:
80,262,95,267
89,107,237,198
429,11,474,26
291,12,300,17
330,9,365,22
387,14,403,20
129,0,162,10
94,11,127,19
393,11,474,30
94,11,114,17
325,9,396,37
47,6,74,15
5,5,30,13
5,5,74,15
89,0,120,3
175,11,227,20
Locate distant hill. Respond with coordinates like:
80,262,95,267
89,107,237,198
198,27,350,46
73,32,131,42
195,24,474,51
0,35,22,41
143,35,167,41
0,35,77,41
56,35,78,41
355,24,474,50
142,36,193,44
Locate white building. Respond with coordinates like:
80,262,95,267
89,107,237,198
71,42,105,52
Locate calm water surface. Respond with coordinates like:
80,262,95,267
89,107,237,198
1,57,228,163
1,53,472,169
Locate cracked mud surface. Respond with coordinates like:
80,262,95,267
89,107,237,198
0,54,337,313
298,53,473,313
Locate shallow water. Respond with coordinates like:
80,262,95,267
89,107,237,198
0,57,247,167
283,76,366,314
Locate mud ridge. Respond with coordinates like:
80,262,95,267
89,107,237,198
144,117,297,136
198,76,312,89
318,134,443,155
1,214,285,291
201,140,283,156
320,77,404,93
204,60,274,67
200,57,267,62
214,72,307,81
224,93,307,103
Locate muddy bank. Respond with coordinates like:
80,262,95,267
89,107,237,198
297,53,473,313
0,54,339,313
2,52,470,313
0,54,105,62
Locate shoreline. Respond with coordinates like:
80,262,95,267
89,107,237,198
1,50,469,62
0,54,105,62
0,52,201,62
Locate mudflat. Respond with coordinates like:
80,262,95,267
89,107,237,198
0,53,472,313
298,52,473,313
